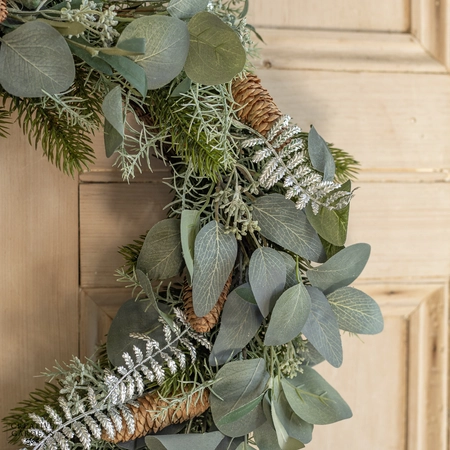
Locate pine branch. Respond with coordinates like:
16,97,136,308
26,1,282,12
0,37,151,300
0,106,11,138
117,233,147,276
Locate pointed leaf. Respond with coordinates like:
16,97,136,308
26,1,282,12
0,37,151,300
171,76,192,97
254,420,282,450
37,18,87,36
167,0,209,19
281,366,352,425
249,247,286,317
0,21,75,97
278,252,298,290
298,341,325,367
192,221,237,317
118,15,189,90
145,432,224,450
327,287,384,334
180,210,200,280
102,86,124,157
210,359,269,437
305,180,351,246
302,286,343,368
137,219,183,280
306,243,371,294
264,283,311,346
184,12,246,85
210,284,263,366
67,38,113,75
308,126,335,181
217,393,266,426
252,194,325,263
97,53,147,97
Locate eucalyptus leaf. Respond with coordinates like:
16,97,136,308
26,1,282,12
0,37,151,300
308,126,335,181
137,219,183,281
0,21,75,97
171,76,192,97
278,252,298,290
299,341,325,367
302,286,343,368
114,38,146,55
145,432,224,450
106,299,167,367
253,420,281,450
209,284,263,366
217,393,266,426
305,180,351,246
167,0,209,19
180,210,200,280
102,86,124,157
281,366,352,425
327,287,384,334
67,39,113,75
210,359,269,437
97,53,148,97
118,15,190,90
252,194,325,263
192,221,237,317
37,18,87,36
216,436,245,450
135,269,155,301
184,12,246,85
264,283,311,346
249,247,286,317
306,243,371,294
271,401,305,450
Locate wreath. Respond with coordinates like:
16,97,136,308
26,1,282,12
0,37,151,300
1,1,384,449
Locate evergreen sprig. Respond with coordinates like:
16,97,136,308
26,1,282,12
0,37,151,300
0,106,10,138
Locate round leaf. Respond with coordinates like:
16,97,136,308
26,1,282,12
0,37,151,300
117,15,189,90
184,12,246,85
0,21,75,97
167,0,209,19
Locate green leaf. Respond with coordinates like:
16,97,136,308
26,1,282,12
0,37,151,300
67,39,113,75
137,219,183,281
278,252,298,289
192,221,237,317
308,126,335,181
167,0,209,19
298,341,325,367
305,180,351,246
37,18,87,36
145,432,225,450
184,12,246,85
252,195,325,263
217,392,266,426
249,247,286,317
210,359,269,437
97,53,148,97
170,76,192,97
327,287,384,334
302,287,342,368
104,38,146,56
306,243,371,294
0,21,75,97
209,283,264,366
106,299,167,367
136,269,155,301
180,210,200,280
102,86,124,158
281,366,352,425
254,420,282,450
264,283,311,346
216,436,245,450
118,15,190,90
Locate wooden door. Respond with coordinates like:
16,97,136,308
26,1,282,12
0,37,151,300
2,1,450,449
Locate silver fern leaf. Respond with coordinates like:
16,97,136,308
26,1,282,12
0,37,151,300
246,115,352,213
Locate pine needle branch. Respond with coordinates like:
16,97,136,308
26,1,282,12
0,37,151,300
0,106,11,138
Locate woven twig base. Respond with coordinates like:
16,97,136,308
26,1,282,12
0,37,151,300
0,0,7,23
103,389,210,443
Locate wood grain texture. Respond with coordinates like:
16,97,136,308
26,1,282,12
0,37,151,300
254,29,445,73
256,69,450,171
411,0,450,69
0,121,79,449
79,183,173,287
247,0,410,32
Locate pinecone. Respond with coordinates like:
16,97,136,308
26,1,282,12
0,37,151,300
103,389,210,443
0,0,8,23
183,273,233,333
231,73,283,136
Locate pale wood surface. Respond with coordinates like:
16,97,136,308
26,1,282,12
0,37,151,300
247,0,410,32
0,121,79,449
254,29,445,73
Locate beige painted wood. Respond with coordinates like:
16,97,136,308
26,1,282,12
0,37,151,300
254,29,445,74
247,0,409,32
0,121,79,449
309,283,448,450
256,69,450,172
412,0,450,70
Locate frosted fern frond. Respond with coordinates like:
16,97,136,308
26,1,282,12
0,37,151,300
20,311,211,450
245,115,353,212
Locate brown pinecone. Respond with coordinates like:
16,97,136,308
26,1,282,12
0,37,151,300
103,389,210,443
183,273,232,333
0,0,8,23
231,73,283,136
